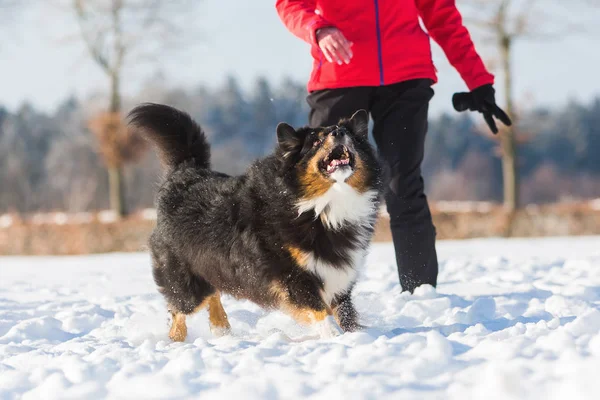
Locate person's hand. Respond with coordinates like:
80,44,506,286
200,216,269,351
316,27,353,65
452,84,512,134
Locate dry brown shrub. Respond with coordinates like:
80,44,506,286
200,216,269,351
2,202,600,255
87,111,148,168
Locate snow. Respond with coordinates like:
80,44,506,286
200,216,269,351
1,236,600,399
97,211,118,224
0,215,14,228
433,200,495,213
30,212,68,225
139,208,157,221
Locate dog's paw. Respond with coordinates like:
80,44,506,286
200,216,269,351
169,314,187,342
341,321,367,333
210,325,232,337
169,327,187,342
316,316,343,339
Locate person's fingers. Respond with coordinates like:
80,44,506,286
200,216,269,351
337,34,354,59
492,104,512,127
327,37,350,64
326,40,344,64
318,29,354,65
336,43,352,64
340,45,353,63
483,111,498,134
320,44,334,63
331,32,353,63
324,43,343,64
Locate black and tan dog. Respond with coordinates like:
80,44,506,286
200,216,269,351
127,103,382,341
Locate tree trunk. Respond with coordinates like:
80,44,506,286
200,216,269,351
108,72,127,217
500,35,518,213
108,166,126,217
109,72,121,113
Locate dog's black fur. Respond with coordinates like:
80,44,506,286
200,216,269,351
127,103,382,340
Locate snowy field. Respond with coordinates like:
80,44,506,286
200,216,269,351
1,236,600,400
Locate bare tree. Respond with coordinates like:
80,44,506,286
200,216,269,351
69,0,199,217
458,0,599,212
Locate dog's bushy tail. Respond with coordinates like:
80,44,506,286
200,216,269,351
127,103,210,171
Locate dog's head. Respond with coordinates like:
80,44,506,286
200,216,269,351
276,110,381,222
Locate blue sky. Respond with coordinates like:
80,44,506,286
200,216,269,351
1,0,599,117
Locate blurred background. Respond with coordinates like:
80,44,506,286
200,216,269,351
1,0,599,255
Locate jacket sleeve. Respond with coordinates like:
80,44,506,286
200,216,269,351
275,0,333,47
415,0,494,90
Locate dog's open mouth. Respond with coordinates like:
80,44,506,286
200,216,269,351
321,145,354,175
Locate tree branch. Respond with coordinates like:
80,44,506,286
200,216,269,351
459,0,599,41
73,0,112,74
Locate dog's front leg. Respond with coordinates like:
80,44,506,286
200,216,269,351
315,314,343,338
331,291,364,332
271,276,342,338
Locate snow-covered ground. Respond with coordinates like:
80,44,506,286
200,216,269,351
1,236,600,400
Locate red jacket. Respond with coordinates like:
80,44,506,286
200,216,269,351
276,0,494,92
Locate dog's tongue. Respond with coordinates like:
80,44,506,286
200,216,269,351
326,158,349,173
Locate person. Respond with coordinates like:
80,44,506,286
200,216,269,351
275,0,512,293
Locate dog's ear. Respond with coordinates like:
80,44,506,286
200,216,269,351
348,109,369,138
276,122,302,157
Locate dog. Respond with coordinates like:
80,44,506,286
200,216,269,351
126,103,382,341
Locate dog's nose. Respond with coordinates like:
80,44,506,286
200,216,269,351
331,128,345,137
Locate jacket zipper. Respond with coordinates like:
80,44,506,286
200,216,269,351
373,0,384,85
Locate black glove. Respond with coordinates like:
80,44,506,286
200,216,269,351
452,84,512,134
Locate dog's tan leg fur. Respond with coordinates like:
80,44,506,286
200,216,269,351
168,292,231,342
270,281,333,326
207,292,231,336
169,312,188,342
283,305,330,326
281,303,342,338
168,299,207,342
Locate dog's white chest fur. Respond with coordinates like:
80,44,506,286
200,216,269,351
297,178,379,231
304,250,364,303
295,179,377,303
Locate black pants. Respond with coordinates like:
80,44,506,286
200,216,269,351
307,78,438,293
